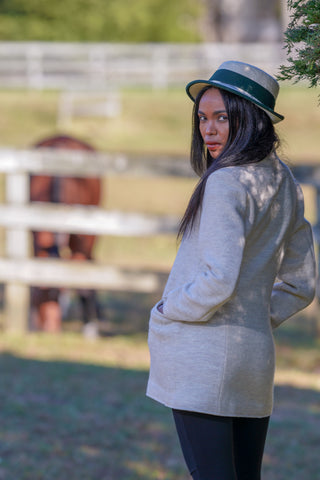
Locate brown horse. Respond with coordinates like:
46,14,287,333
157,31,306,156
30,135,102,334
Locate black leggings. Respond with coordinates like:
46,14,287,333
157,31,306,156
172,409,269,480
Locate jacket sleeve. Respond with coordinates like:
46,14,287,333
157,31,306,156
270,184,316,329
162,170,248,323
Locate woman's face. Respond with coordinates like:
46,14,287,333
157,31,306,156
198,88,229,159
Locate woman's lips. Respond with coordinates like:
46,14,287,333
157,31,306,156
206,143,221,150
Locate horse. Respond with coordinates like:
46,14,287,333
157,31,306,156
29,134,102,335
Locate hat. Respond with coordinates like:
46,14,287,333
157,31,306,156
186,61,284,124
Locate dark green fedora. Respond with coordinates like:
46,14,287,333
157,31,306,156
186,60,284,124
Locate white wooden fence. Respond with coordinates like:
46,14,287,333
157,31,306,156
0,42,285,91
0,149,318,332
0,148,191,332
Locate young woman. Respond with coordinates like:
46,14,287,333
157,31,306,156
147,61,316,480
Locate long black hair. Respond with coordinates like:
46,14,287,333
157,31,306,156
178,86,280,239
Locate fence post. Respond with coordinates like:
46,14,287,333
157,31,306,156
3,171,30,332
26,44,44,90
152,46,168,89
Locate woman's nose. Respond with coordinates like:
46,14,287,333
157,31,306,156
206,121,217,135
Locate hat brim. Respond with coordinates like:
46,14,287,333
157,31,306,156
186,79,284,124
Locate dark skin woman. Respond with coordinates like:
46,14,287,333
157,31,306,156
147,61,316,480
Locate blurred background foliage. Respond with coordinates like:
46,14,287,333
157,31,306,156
0,0,203,42
0,0,285,43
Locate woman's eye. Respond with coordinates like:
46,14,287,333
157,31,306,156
198,115,206,122
218,115,228,122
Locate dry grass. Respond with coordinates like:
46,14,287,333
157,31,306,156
0,85,319,161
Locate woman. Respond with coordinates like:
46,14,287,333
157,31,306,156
147,61,316,480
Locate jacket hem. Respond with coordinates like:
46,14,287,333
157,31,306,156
146,389,272,419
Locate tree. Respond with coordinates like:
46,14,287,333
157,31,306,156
278,0,320,93
0,0,202,42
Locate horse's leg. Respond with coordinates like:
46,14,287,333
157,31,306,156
39,300,62,333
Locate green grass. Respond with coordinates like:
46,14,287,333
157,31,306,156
0,88,192,155
0,306,319,480
276,86,320,163
0,86,319,161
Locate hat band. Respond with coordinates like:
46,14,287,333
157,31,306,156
212,69,276,110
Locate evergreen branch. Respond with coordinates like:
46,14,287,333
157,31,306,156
278,0,320,100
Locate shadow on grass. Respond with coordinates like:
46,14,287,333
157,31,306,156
264,384,320,480
0,352,185,480
0,352,319,480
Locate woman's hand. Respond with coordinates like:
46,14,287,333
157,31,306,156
157,302,164,314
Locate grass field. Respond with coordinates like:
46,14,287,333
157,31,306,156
0,306,319,480
0,85,319,162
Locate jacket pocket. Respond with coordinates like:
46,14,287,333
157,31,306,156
148,302,179,339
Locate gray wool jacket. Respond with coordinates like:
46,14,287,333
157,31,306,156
147,154,316,418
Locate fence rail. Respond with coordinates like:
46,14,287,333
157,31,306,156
0,148,318,332
0,42,285,90
0,148,194,177
0,148,189,332
0,203,179,236
0,258,161,291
